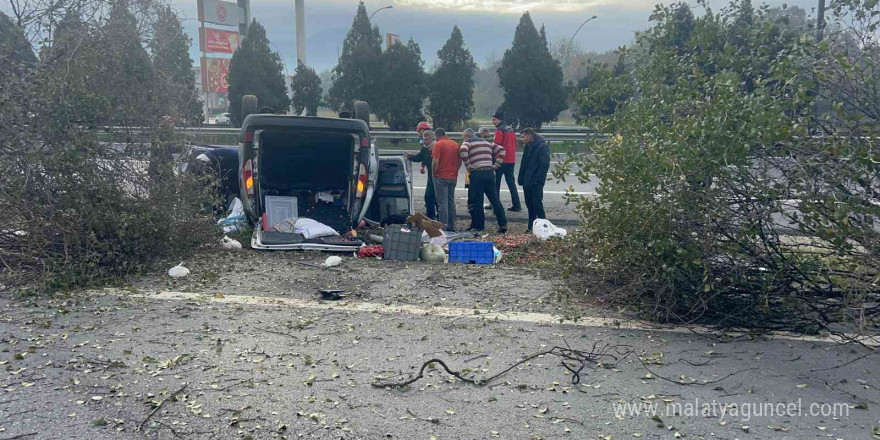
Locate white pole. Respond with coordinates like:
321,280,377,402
295,0,306,65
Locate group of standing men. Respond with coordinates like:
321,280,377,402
406,111,551,234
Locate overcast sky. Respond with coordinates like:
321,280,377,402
167,0,819,73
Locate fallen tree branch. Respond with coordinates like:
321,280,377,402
138,383,187,432
372,343,633,389
639,358,755,386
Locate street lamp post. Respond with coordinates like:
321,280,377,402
569,15,598,47
370,5,393,19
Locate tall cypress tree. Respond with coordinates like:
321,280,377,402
428,26,476,131
150,6,203,126
327,1,381,112
290,60,322,116
227,19,290,126
497,12,566,129
374,39,426,130
0,12,36,81
97,0,160,126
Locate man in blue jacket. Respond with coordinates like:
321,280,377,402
517,128,550,232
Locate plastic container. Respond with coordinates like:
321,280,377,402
264,196,298,229
448,241,495,264
383,225,424,261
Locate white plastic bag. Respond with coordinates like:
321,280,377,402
221,235,242,249
532,219,567,241
218,198,246,233
168,262,190,278
493,246,503,263
294,218,339,239
321,256,342,267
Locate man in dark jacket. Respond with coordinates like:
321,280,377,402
406,123,436,219
491,111,522,212
517,128,550,232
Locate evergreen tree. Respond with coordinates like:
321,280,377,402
290,60,322,116
96,0,160,126
428,26,476,131
0,12,36,81
37,10,106,126
227,19,290,126
374,39,426,130
150,6,203,126
327,1,381,112
497,12,566,129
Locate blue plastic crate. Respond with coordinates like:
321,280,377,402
448,241,495,264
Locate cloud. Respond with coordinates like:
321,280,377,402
393,0,655,13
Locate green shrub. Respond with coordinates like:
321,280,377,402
558,1,879,334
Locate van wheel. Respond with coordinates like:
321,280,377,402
241,95,258,123
353,101,370,126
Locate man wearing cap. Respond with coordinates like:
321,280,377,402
491,111,522,212
406,122,437,219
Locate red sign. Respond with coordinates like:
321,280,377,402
201,57,231,94
200,28,240,54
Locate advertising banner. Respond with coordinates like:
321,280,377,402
197,0,240,27
200,28,240,53
201,57,231,94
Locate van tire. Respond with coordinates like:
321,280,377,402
353,101,370,126
241,95,258,123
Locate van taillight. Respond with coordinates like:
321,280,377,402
361,137,369,147
244,130,254,142
356,163,367,198
242,159,254,197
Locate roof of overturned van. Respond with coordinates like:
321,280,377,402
240,115,370,143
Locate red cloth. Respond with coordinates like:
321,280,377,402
493,125,518,164
357,245,384,258
431,137,462,180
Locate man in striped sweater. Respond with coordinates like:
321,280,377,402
460,128,508,233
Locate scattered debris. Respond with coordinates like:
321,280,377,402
321,256,343,268
221,235,242,249
319,289,346,301
167,263,190,278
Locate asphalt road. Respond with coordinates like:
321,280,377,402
1,250,876,440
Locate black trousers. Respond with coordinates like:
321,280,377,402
523,184,546,230
424,176,437,220
468,169,507,231
495,163,521,209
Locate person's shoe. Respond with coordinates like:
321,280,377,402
508,206,522,212
497,227,508,234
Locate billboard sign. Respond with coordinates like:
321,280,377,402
386,33,400,48
198,0,240,27
201,57,231,94
200,28,240,53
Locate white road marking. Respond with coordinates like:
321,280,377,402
413,187,594,195
106,290,877,346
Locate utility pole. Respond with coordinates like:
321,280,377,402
295,0,306,65
816,0,826,42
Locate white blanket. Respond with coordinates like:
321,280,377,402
294,218,339,239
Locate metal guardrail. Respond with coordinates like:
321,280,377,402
169,127,606,143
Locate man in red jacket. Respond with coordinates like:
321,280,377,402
491,111,522,212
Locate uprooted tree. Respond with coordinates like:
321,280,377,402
1,2,218,290
558,0,879,337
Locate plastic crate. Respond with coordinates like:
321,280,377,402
448,241,495,264
383,225,423,261
264,196,298,229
